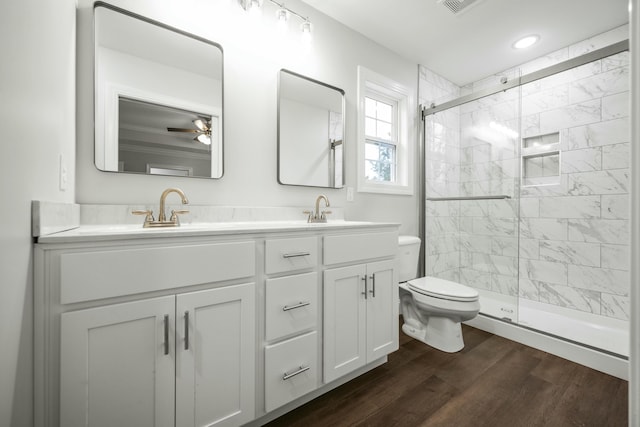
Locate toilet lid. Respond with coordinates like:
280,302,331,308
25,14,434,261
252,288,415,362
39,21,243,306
407,276,479,302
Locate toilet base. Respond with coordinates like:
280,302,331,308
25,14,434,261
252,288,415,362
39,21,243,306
401,316,465,353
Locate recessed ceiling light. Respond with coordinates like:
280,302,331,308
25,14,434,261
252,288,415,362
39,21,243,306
513,35,539,49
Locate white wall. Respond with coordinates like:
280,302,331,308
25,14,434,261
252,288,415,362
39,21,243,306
76,0,420,235
0,1,76,426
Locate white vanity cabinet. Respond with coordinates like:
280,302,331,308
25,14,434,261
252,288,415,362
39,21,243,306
34,239,256,427
322,232,399,383
60,295,176,427
263,236,320,412
34,221,399,427
60,284,255,427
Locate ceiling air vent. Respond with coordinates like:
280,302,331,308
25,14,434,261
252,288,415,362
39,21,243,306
437,0,483,15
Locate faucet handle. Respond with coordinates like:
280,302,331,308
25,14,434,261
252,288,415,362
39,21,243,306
302,210,313,222
170,209,190,225
132,209,154,222
320,210,332,220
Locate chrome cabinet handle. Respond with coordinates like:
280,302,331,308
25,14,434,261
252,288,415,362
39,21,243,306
282,252,311,259
369,274,376,298
282,301,310,312
283,365,310,380
361,276,368,299
184,311,190,350
163,315,169,356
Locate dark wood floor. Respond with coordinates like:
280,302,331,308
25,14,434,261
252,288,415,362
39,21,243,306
266,323,628,427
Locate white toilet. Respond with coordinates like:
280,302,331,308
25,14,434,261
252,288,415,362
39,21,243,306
398,236,480,353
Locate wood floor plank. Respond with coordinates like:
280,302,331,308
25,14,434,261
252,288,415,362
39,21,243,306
265,323,628,427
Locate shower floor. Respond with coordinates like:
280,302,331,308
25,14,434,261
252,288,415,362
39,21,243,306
476,289,629,357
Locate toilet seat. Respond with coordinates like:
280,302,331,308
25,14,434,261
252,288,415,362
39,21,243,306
407,276,479,302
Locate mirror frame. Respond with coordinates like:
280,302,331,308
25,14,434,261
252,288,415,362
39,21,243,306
277,69,346,189
93,1,225,179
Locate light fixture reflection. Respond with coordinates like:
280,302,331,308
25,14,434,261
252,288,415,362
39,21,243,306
489,121,518,139
193,118,207,131
196,133,212,145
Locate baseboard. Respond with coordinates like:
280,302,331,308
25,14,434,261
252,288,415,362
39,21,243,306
466,314,629,380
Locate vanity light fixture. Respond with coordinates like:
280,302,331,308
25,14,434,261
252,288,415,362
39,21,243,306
276,7,289,22
300,19,312,34
238,0,312,35
513,35,539,49
239,0,263,11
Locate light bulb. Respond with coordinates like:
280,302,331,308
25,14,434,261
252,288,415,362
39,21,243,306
196,134,212,145
300,19,312,34
276,7,289,22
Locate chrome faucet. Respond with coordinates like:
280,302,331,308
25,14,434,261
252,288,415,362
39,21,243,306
304,195,332,223
132,187,190,227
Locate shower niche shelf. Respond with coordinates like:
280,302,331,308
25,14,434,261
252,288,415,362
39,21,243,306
521,132,560,186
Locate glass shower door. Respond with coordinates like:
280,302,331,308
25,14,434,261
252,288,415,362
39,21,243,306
424,86,521,321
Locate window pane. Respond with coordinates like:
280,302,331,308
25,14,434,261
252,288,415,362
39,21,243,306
365,142,380,160
377,101,393,122
377,121,392,140
365,117,377,137
365,160,392,182
365,97,376,117
365,140,396,183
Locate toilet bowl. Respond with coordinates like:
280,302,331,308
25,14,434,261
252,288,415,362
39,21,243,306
397,236,480,353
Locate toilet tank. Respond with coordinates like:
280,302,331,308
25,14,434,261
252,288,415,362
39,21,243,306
397,235,421,282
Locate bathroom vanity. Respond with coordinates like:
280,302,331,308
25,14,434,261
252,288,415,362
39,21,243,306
33,220,399,427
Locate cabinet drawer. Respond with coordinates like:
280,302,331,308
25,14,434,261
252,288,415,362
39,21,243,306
323,231,397,266
264,331,318,412
60,241,255,304
265,273,317,341
265,236,318,274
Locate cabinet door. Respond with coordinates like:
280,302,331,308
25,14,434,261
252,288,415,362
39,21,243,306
176,283,256,427
323,264,367,383
60,296,175,427
366,259,399,361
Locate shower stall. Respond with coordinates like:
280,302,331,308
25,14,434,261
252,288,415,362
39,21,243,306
420,37,630,359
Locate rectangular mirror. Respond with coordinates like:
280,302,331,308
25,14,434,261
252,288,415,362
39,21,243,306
94,2,223,179
278,69,345,188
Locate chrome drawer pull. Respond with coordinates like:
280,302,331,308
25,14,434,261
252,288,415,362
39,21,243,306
283,365,310,380
369,274,376,298
282,301,310,312
184,311,190,350
163,315,170,356
282,252,311,259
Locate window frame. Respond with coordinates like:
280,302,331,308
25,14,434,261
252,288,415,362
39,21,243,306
357,66,414,195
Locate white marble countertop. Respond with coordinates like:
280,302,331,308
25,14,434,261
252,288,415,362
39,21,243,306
36,220,400,244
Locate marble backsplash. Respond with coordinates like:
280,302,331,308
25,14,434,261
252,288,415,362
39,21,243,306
33,202,345,236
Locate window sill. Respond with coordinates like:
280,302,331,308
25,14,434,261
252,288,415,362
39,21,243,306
357,181,413,196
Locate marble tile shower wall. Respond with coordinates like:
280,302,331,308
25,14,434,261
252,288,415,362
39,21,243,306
421,66,463,282
419,25,630,321
518,51,630,321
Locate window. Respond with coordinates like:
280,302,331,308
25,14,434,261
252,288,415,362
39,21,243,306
357,66,414,195
364,96,397,182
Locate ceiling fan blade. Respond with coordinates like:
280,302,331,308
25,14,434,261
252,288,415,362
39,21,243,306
167,127,200,133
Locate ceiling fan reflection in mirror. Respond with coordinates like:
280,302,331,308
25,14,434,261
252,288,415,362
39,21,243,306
167,118,212,145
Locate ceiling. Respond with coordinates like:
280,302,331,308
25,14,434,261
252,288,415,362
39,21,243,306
299,0,629,86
